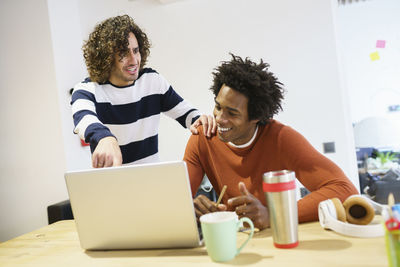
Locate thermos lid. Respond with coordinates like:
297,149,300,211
263,170,295,184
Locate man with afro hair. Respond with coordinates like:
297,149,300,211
184,54,358,230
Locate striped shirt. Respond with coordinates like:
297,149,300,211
71,68,200,164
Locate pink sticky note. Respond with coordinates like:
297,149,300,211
376,40,386,48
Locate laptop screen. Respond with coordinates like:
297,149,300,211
65,161,202,250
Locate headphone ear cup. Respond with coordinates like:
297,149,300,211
331,197,346,222
343,196,375,225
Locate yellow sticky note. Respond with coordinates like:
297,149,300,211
370,51,380,61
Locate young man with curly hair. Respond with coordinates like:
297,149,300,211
184,54,358,230
71,15,215,168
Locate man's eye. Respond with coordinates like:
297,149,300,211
215,105,221,110
119,52,128,59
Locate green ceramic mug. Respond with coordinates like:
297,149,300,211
200,211,254,262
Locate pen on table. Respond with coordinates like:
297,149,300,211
215,185,227,207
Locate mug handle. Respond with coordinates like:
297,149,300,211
235,217,254,256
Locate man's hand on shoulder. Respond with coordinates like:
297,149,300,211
92,136,123,168
190,115,216,138
227,182,270,230
193,194,226,221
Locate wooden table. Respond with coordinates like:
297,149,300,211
0,220,387,266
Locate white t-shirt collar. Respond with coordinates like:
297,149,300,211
228,125,259,149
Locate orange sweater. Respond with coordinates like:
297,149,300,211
184,120,358,223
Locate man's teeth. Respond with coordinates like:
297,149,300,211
218,126,231,132
127,66,136,71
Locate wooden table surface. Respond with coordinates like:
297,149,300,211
0,219,387,266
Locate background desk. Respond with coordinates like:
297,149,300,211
0,220,386,266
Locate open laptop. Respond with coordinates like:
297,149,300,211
64,161,202,250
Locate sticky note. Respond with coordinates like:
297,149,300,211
376,40,386,48
370,51,380,61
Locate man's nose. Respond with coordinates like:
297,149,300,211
215,111,227,124
126,50,137,63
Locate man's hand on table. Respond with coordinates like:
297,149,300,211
227,182,270,230
193,194,227,221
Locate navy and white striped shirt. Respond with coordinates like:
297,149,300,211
71,68,200,164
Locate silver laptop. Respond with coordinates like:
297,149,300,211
65,161,202,250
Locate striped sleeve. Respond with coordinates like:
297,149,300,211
157,74,201,128
71,80,114,149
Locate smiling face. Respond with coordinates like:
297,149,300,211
213,84,259,145
109,32,141,86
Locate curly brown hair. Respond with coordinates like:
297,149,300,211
82,15,151,84
210,54,285,125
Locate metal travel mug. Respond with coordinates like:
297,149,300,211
263,170,298,248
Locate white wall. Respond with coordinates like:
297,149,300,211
0,0,67,241
47,0,92,171
337,0,400,124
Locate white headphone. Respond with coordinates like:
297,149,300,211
318,195,384,238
